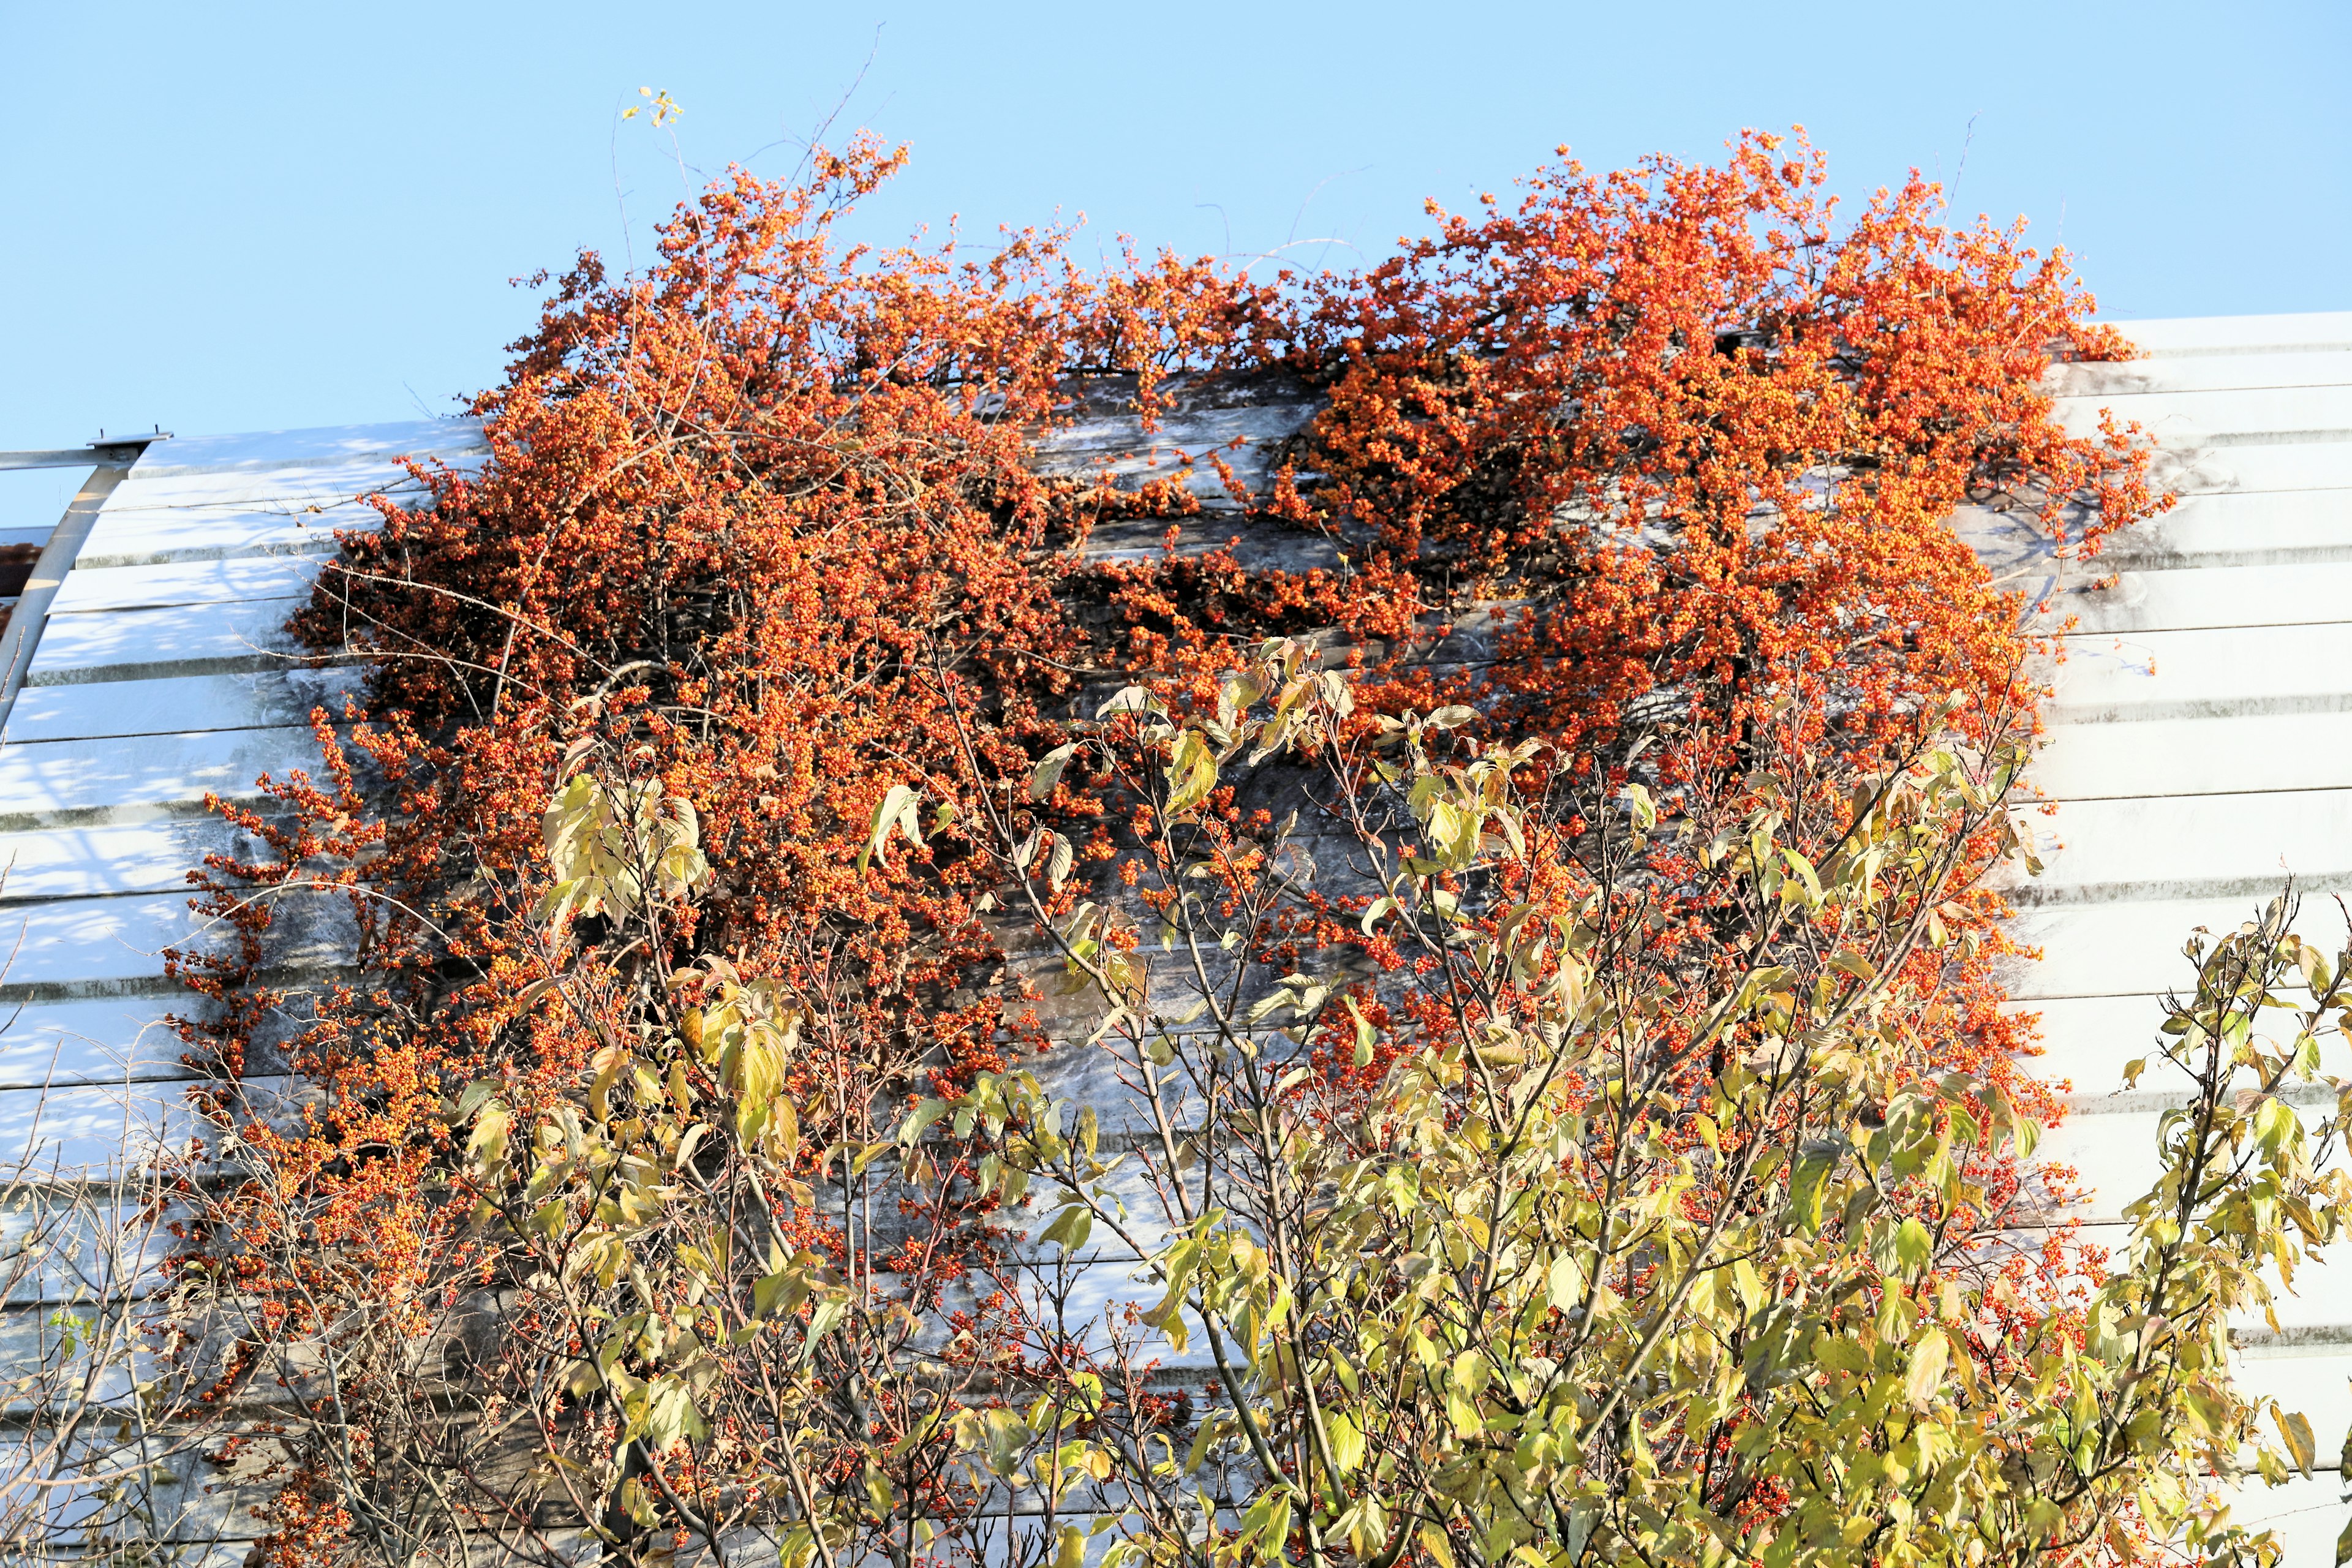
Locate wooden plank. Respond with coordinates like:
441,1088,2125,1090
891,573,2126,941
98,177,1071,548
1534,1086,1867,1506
27,598,308,684
0,1077,209,1170
0,892,350,997
2222,1471,2347,1564
2097,489,2352,570
0,819,277,901
129,419,483,475
1033,404,1317,506
2018,993,2174,1095
2153,439,2352,496
2002,892,2340,1000
2052,383,2352,441
2052,349,2352,398
2109,311,2352,356
2038,559,2352,636
74,499,384,568
2040,1102,2273,1226
48,556,322,614
5,669,364,743
1082,512,1342,573
2037,1097,2350,1229
2049,622,2352,724
0,1305,145,1404
0,998,202,1089
0,1073,285,1173
2035,710,2352,801
2238,1346,2352,1457
100,462,429,514
2019,789,2352,902
0,726,329,827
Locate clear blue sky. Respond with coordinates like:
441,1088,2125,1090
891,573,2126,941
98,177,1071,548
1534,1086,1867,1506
2,0,2345,452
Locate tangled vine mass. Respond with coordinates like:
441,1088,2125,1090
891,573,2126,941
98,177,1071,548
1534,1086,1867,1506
154,130,2234,1568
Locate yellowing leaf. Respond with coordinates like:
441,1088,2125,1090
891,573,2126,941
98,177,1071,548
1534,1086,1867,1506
1031,743,1079,802
2275,1406,2318,1476
1904,1327,1950,1409
1325,1412,1366,1475
1547,1253,1585,1313
858,782,923,873
1164,730,1219,815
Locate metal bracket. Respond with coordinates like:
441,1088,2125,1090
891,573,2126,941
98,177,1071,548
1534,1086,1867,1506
0,431,172,734
0,429,172,472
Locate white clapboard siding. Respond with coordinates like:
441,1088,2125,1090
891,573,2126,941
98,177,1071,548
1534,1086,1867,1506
0,418,484,1207
1036,400,1318,508
2048,625,2352,723
0,997,213,1089
2099,490,2352,569
3,668,366,743
27,597,312,685
2053,349,2352,398
2020,314,2352,1558
49,555,333,613
2152,443,2352,496
2034,712,2352,798
0,426,483,1559
0,818,290,900
0,728,334,827
75,499,390,570
2052,385,2352,442
1039,335,2352,1554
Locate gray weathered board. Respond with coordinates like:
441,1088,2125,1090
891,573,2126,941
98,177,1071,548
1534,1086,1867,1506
7,312,2352,1556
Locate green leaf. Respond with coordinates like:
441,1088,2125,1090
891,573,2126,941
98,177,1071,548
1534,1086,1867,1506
2011,1114,2041,1161
1826,949,1877,982
1344,995,1378,1066
753,1265,812,1321
1893,1216,1934,1273
1038,1204,1094,1251
1787,1153,1833,1234
642,1374,707,1451
899,1098,949,1146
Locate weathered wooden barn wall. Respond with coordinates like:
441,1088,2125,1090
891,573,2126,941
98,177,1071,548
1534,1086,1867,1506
3,310,2350,1557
